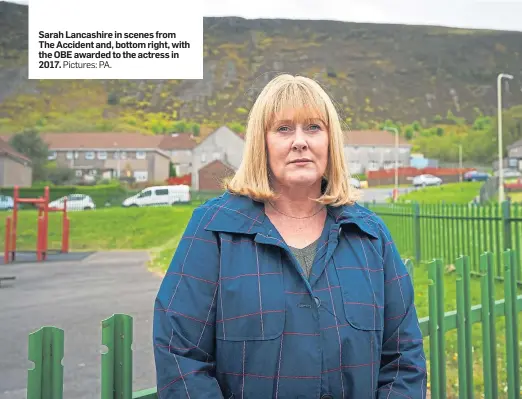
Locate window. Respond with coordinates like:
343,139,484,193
48,151,57,160
136,151,146,160
138,189,152,198
75,170,82,177
134,171,148,182
367,161,379,171
97,151,107,160
113,151,127,159
155,188,169,196
85,151,95,160
66,151,73,160
201,152,207,163
212,152,221,160
348,161,363,174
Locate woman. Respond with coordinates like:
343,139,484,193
153,74,427,398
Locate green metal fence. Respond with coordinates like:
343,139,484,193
24,249,521,399
368,200,522,284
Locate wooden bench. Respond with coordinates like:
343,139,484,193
0,276,16,288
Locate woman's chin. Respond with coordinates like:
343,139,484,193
284,173,321,187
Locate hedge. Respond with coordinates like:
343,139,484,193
0,183,137,208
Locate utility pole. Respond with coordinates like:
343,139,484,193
497,73,513,203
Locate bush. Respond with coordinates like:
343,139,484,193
352,173,367,181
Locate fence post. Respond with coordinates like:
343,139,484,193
412,202,421,263
503,249,520,399
101,314,133,399
502,200,512,252
27,327,64,399
404,258,414,281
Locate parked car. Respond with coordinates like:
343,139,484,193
48,194,96,211
463,170,490,182
122,185,191,207
412,174,442,187
349,177,361,189
0,194,14,211
494,168,522,179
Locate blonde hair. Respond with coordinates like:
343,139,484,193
224,73,360,206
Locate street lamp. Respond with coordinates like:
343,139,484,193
497,73,513,203
384,126,399,201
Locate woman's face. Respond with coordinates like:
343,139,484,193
266,108,329,190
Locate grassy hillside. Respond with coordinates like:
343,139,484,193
1,1,522,135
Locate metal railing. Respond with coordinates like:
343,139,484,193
22,250,521,398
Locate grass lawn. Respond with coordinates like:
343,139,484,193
0,205,194,269
1,203,520,397
509,191,522,203
397,182,482,204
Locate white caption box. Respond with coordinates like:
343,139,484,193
28,0,203,79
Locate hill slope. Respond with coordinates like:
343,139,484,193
1,1,522,134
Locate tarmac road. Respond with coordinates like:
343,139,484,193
0,251,163,399
359,187,412,203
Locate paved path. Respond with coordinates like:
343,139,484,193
0,251,163,399
360,187,412,203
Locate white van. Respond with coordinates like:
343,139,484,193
122,185,191,207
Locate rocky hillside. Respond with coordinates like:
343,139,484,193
1,1,522,134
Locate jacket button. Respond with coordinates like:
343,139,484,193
321,395,333,399
314,296,321,307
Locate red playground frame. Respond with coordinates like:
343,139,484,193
3,186,70,264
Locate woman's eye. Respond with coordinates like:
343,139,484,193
308,124,321,131
277,126,291,132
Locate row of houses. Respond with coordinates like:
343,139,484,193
2,126,424,190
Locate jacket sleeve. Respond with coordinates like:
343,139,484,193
153,205,224,399
375,218,428,399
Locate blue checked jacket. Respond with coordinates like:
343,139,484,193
153,192,427,398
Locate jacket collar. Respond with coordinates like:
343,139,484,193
203,191,379,239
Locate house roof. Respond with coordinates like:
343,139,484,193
0,138,32,164
343,130,410,147
508,139,522,150
40,132,165,150
199,159,236,172
158,133,198,150
194,126,244,150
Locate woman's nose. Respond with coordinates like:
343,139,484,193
292,127,308,150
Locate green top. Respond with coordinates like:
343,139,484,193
289,238,319,279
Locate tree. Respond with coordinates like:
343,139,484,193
8,128,50,181
191,124,200,137
46,162,75,185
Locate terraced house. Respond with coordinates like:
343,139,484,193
157,132,198,176
343,130,412,174
41,132,172,183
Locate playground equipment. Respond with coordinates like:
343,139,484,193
3,186,70,264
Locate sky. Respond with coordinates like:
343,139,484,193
5,0,522,32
